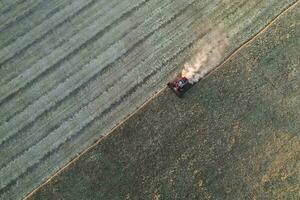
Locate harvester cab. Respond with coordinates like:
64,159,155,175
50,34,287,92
167,76,192,97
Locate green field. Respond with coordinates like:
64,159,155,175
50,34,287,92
0,0,298,199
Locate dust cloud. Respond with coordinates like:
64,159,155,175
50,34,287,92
182,25,229,84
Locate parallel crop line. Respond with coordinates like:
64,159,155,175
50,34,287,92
1,0,201,170
0,0,122,121
17,14,208,200
210,0,246,23
0,0,26,15
1,0,298,198
0,0,44,32
0,0,95,68
0,0,175,167
0,0,72,49
0,0,184,157
0,0,144,105
0,0,147,146
0,0,216,173
226,0,272,36
18,1,299,200
0,4,206,191
207,0,299,80
0,0,116,83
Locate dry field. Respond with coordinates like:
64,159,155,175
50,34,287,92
0,0,298,199
28,2,300,199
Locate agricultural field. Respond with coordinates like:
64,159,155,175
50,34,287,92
0,0,298,199
27,2,300,199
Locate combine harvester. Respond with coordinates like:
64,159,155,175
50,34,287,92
167,76,192,97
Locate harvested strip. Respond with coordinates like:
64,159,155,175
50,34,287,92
0,0,182,167
0,0,26,15
0,0,94,66
0,0,44,32
0,0,146,104
0,3,204,190
0,0,72,49
0,0,116,84
0,0,148,147
0,0,197,171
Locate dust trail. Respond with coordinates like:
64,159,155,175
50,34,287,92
182,25,228,84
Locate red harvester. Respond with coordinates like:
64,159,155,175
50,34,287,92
167,76,192,97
